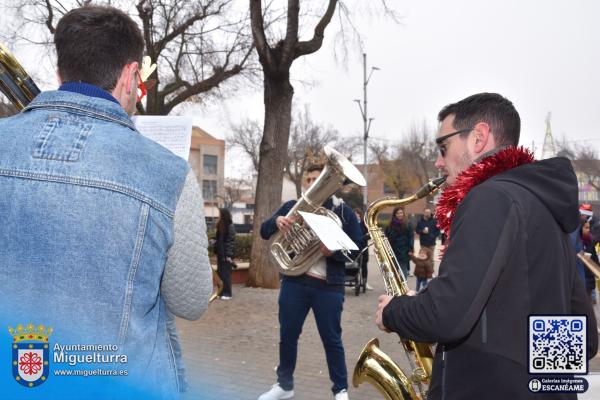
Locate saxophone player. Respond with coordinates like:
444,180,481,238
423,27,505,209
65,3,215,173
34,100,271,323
258,163,362,400
375,93,598,399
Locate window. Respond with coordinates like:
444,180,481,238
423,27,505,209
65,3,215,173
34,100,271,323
203,154,218,175
202,180,217,201
383,183,394,195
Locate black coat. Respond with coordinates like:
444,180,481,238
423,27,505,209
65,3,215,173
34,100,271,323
383,157,598,400
215,223,235,262
415,216,440,247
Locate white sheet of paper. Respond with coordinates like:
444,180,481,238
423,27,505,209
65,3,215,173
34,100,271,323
132,116,193,161
298,211,359,251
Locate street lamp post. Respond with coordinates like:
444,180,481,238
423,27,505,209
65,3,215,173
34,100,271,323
354,53,379,210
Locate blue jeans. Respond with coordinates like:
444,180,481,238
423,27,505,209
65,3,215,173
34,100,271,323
416,277,428,292
277,279,347,394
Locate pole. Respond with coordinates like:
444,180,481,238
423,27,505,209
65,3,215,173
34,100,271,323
362,53,368,210
355,53,378,210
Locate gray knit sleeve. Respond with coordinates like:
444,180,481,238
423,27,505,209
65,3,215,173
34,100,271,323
161,170,212,320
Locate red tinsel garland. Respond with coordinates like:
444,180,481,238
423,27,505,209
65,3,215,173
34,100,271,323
435,146,534,241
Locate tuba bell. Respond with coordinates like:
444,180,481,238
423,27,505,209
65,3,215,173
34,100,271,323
270,145,366,276
353,177,446,400
0,42,40,110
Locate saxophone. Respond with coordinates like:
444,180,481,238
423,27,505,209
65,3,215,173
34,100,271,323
0,42,40,110
353,177,446,400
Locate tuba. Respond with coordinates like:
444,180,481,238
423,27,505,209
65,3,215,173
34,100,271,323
353,177,446,400
0,42,40,110
270,145,366,276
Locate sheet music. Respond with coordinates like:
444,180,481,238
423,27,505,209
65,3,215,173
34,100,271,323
298,211,359,251
132,116,193,161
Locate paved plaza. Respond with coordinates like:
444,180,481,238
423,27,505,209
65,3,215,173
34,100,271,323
178,245,600,400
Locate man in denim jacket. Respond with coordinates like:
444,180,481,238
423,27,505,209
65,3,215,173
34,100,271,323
0,6,211,399
258,164,362,400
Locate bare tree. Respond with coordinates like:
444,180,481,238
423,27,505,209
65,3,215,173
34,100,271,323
369,121,438,198
228,118,262,172
556,138,600,191
221,176,252,208
399,120,439,186
286,105,339,197
248,0,340,288
3,0,256,115
228,105,360,186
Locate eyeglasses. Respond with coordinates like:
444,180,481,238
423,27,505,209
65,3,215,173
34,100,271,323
436,127,473,157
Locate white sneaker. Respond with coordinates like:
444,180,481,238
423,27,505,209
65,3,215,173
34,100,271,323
258,383,294,400
219,295,232,300
334,389,349,400
365,283,374,290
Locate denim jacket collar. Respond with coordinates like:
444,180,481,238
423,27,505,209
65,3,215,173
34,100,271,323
59,82,120,105
23,90,136,131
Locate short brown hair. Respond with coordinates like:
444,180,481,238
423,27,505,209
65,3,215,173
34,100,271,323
306,163,324,174
438,93,520,147
55,6,145,91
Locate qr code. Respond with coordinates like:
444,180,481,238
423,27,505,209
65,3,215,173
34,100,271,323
529,316,587,374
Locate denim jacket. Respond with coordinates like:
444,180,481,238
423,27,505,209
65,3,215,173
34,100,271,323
0,90,188,398
260,197,362,286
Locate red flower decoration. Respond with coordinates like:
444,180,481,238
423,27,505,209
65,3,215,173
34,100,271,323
436,146,534,242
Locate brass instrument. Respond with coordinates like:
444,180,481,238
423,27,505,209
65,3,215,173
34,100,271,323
577,252,600,292
353,177,446,400
0,42,40,110
270,145,366,276
209,270,224,303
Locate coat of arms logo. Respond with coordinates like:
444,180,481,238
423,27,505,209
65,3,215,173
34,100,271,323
8,323,52,388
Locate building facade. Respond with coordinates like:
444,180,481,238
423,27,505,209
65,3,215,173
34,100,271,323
188,126,225,227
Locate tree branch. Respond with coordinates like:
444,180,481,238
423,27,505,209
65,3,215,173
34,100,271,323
280,0,299,67
44,0,55,34
162,64,242,114
250,0,275,71
294,0,337,58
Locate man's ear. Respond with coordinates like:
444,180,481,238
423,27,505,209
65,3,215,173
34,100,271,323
473,121,492,153
123,61,138,95
111,62,138,108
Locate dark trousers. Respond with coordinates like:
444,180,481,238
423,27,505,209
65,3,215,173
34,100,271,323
416,277,428,292
360,254,368,281
396,260,409,278
277,279,347,394
216,259,232,297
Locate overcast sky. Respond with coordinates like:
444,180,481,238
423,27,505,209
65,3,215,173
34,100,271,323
192,0,600,176
3,1,599,178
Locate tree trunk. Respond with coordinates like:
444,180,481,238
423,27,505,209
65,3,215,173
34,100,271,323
247,74,294,288
145,85,162,115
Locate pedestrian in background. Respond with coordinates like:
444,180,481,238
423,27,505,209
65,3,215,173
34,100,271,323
415,207,440,254
384,206,414,278
409,247,434,291
215,208,236,300
354,207,372,290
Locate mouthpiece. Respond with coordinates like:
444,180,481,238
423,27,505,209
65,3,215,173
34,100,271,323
414,176,447,199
